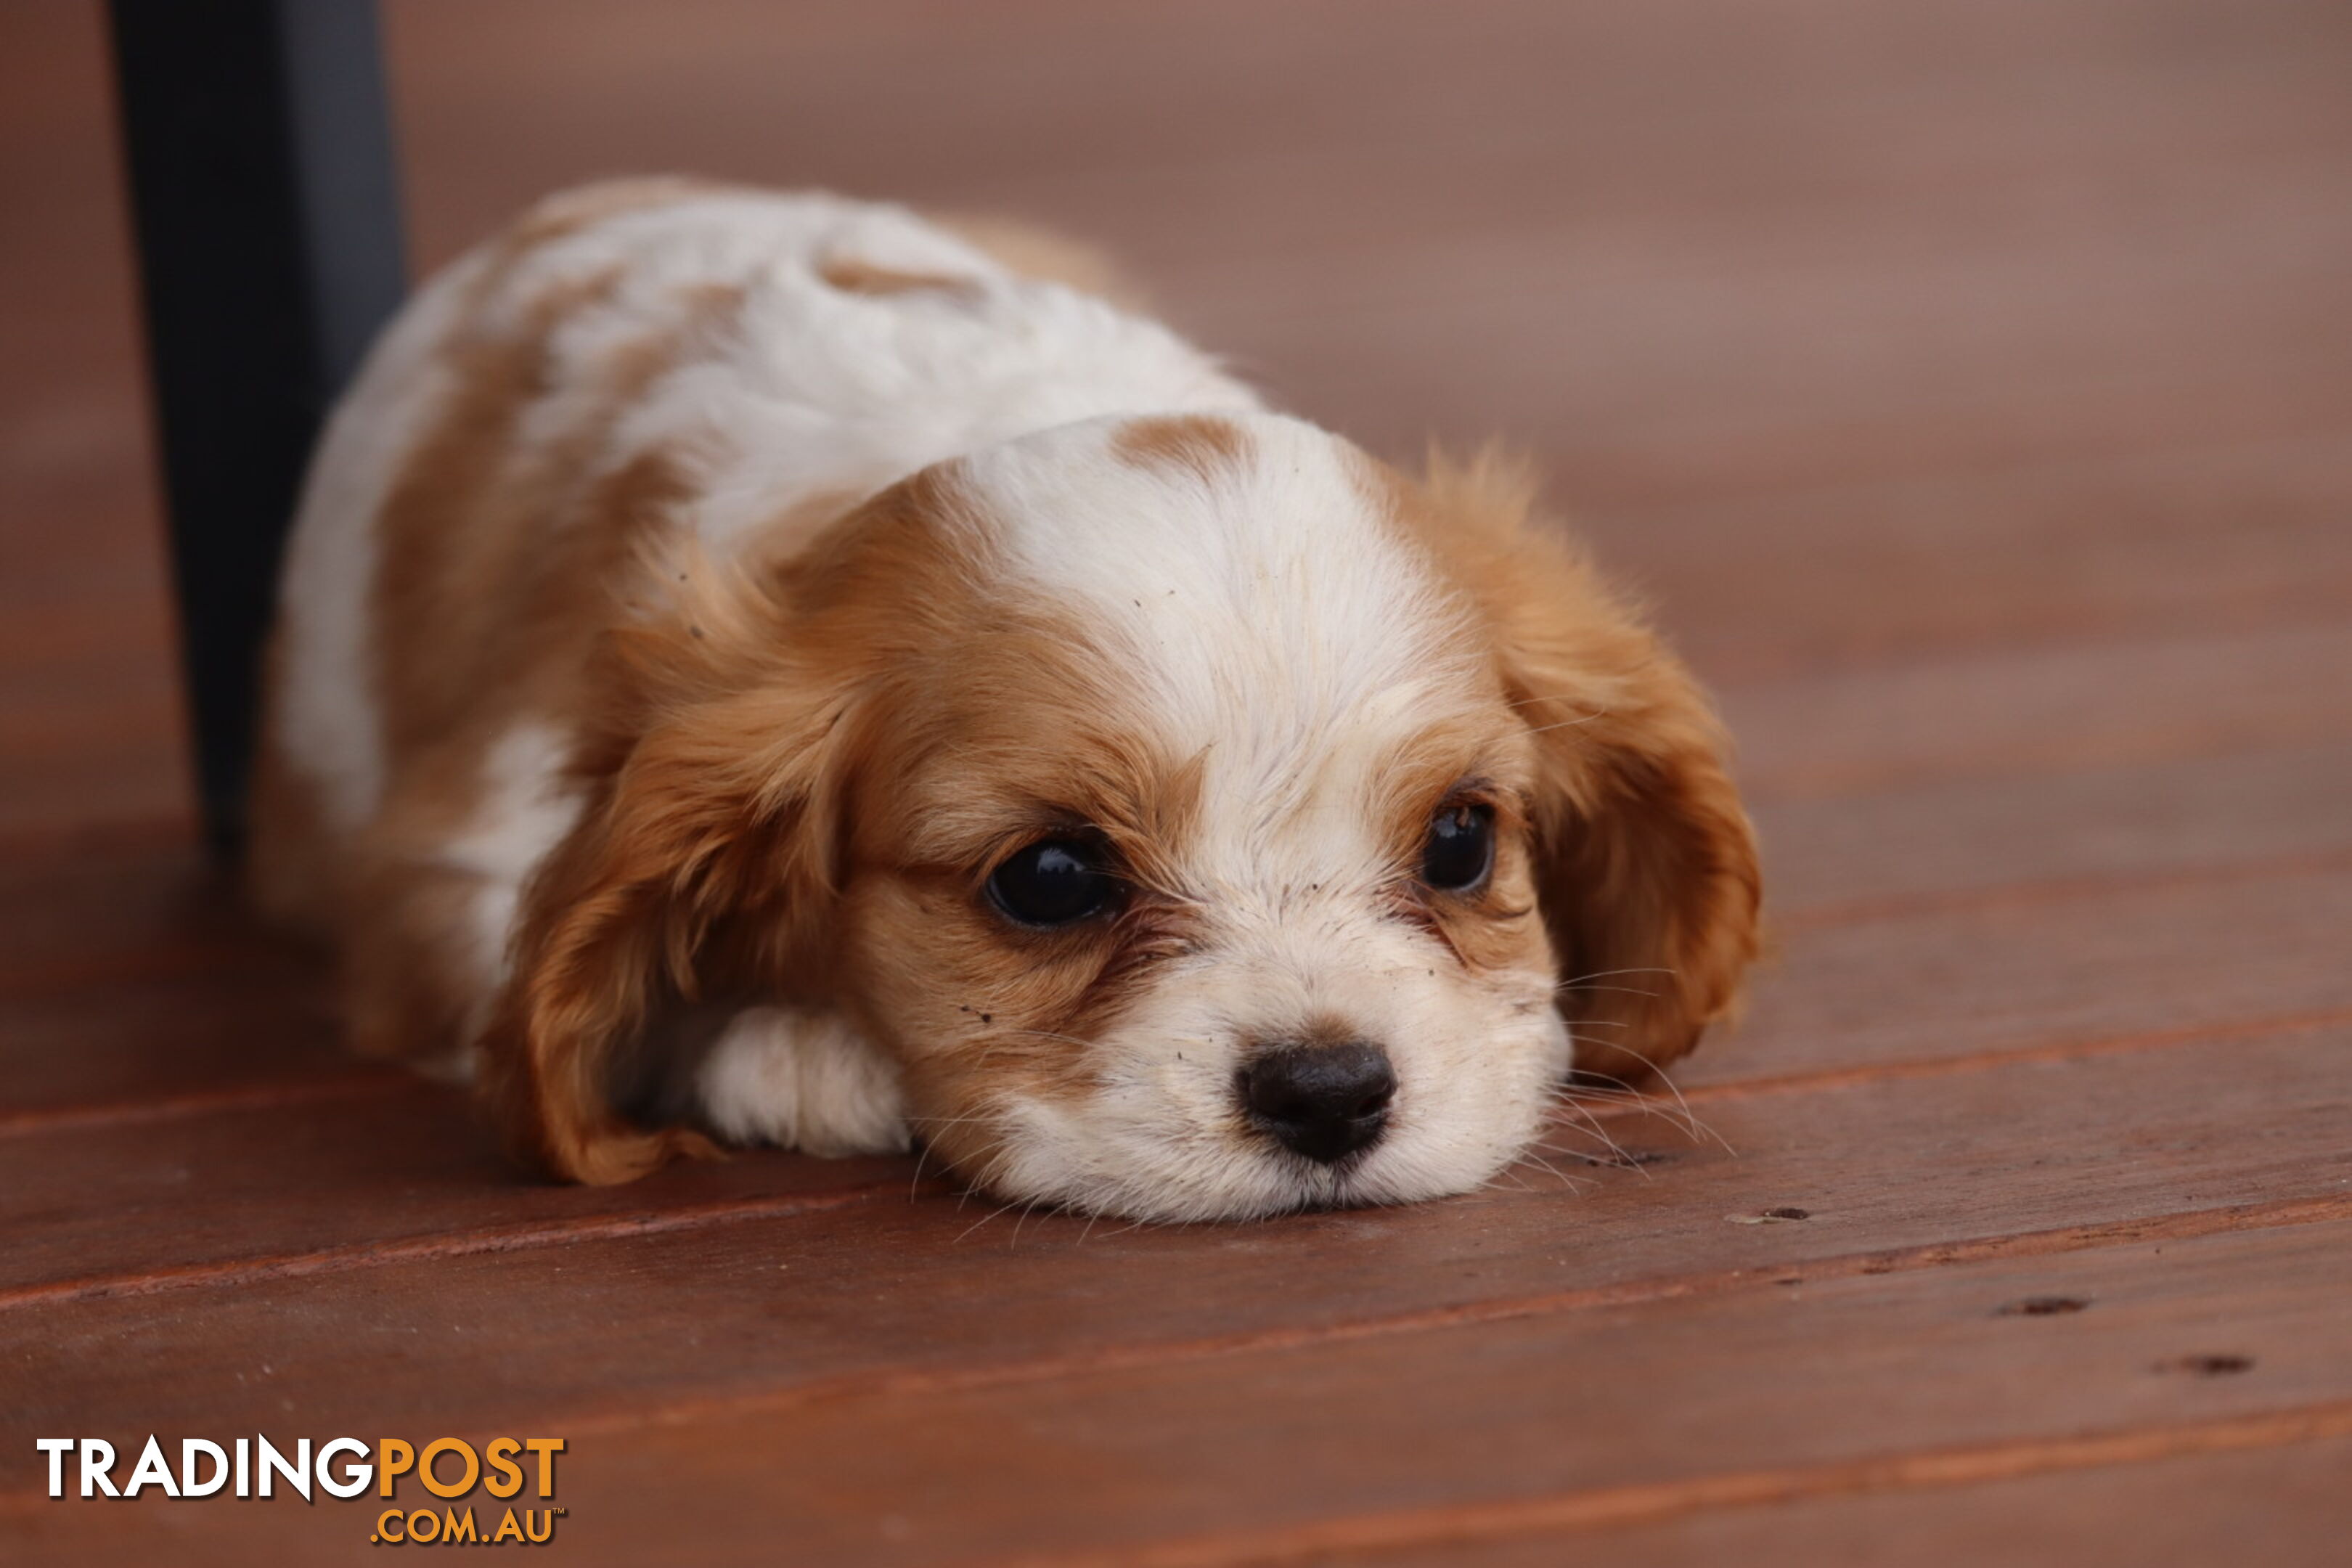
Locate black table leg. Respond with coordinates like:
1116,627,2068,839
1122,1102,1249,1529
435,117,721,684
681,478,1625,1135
107,0,407,855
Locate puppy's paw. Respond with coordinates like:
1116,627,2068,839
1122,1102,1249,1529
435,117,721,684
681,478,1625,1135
697,1007,910,1157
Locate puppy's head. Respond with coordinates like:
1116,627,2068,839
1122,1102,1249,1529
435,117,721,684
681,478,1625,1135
483,412,1759,1217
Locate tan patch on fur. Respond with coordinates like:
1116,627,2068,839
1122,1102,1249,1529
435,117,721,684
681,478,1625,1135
845,601,1213,1138
1370,449,1763,1085
814,253,980,300
934,213,1151,311
1110,413,1251,489
499,176,738,256
322,203,754,1112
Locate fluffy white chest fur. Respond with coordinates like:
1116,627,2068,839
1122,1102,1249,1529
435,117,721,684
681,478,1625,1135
254,180,1760,1221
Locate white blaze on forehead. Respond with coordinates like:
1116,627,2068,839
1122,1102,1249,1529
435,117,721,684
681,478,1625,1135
968,414,1482,874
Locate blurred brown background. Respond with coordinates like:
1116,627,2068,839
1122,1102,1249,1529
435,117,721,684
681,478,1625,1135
11,0,2351,839
5,3,2351,1563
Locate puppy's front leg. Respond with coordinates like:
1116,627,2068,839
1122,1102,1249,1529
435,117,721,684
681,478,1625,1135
697,1008,910,1157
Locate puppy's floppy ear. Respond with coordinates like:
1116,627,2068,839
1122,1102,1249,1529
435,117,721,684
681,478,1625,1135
477,550,856,1184
1418,453,1762,1085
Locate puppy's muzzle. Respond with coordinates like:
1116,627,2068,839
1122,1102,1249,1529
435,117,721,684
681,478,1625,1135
1238,1040,1395,1164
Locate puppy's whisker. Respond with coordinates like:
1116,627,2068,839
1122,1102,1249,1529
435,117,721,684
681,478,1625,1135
1565,1087,1704,1149
953,1196,1019,1244
1557,966,1678,985
1558,1063,1695,1141
1608,1052,1726,1153
1532,1132,1646,1184
1542,1097,1639,1171
1554,1084,1660,1104
1563,1048,1727,1153
1514,1146,1591,1193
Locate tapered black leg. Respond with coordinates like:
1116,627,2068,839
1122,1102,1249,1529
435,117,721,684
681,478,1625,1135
107,0,406,854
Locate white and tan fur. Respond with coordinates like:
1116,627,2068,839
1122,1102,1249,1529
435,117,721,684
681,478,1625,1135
253,180,1760,1222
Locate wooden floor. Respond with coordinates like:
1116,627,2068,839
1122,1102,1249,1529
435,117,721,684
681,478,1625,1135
6,1,2351,1561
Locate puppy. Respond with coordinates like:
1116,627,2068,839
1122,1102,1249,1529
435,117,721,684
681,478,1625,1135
251,179,1760,1221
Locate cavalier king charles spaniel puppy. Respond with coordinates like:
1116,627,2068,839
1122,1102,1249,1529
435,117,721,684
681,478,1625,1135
251,179,1760,1221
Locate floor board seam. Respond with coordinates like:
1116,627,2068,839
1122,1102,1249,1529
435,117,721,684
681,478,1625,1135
514,1193,2352,1442
1771,844,2352,934
0,1183,918,1312
0,1072,407,1139
995,1398,2352,1567
1582,1005,2352,1122
4,1014,2342,1307
0,1196,2340,1511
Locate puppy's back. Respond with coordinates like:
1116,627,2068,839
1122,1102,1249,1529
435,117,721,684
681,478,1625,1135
250,181,1254,1026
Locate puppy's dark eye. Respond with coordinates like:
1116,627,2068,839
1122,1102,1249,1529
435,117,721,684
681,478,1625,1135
987,838,1122,928
1421,801,1495,892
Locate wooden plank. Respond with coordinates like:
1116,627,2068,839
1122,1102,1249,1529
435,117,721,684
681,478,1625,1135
385,0,2352,517
1351,1432,2352,1567
0,973,354,1120
0,828,272,995
385,0,2352,254
1699,859,2352,1088
7,851,2346,1283
4,1030,2343,1442
1753,740,2352,918
441,1225,2352,1568
1723,622,2352,802
0,1075,920,1297
14,1214,2349,1564
0,830,346,1111
1596,432,2352,686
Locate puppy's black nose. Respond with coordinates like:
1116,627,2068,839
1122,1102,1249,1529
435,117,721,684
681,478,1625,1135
1238,1041,1395,1163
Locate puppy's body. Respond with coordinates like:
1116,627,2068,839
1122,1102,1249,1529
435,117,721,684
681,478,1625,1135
256,181,1760,1220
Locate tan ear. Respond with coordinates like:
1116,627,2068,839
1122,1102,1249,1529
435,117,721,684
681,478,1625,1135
1418,454,1763,1087
477,560,856,1185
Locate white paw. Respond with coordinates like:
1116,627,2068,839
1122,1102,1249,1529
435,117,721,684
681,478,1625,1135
696,1006,910,1157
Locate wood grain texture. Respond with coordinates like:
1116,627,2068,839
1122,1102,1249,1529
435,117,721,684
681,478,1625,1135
1593,432,2352,685
1355,1432,2352,1567
1754,741,2352,918
2,0,2348,1560
516,1226,2352,1568
1708,861,2352,1085
7,1030,2345,1449
17,1222,2350,1564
